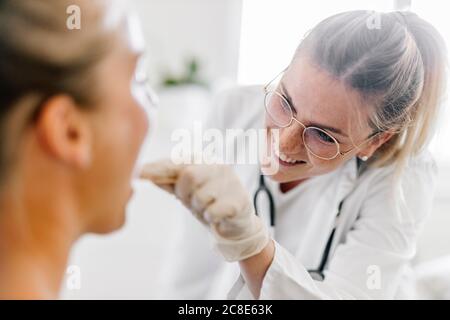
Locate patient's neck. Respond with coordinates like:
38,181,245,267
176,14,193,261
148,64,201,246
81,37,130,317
0,179,79,299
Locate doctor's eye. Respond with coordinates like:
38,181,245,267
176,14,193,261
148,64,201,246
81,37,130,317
309,128,336,144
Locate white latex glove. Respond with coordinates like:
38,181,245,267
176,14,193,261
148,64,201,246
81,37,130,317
139,160,270,262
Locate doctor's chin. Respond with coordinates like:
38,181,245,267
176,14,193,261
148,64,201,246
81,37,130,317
1,0,450,309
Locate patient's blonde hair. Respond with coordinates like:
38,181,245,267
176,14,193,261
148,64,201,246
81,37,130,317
296,10,447,177
0,0,115,181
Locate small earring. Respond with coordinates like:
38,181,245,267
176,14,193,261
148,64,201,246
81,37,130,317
359,155,369,161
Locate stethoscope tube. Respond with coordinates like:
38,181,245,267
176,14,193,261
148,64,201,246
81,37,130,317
252,159,363,281
253,174,344,282
253,174,276,227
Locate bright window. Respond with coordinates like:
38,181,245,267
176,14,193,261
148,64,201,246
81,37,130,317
238,0,395,85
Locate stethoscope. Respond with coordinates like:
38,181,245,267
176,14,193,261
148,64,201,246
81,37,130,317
253,174,348,282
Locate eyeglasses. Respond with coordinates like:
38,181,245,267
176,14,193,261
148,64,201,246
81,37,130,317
264,70,380,161
132,57,159,109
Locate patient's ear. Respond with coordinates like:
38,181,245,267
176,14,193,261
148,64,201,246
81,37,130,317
35,95,92,168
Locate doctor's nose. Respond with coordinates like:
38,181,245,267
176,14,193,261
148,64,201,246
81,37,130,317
279,123,307,155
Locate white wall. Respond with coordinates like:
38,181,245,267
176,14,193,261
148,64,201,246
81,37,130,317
130,0,243,87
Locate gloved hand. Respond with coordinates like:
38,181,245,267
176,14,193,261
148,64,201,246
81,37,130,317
139,160,270,262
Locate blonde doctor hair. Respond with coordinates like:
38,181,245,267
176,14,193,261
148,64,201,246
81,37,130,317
295,10,447,178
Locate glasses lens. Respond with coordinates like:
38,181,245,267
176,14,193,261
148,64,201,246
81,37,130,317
304,127,339,159
264,91,292,127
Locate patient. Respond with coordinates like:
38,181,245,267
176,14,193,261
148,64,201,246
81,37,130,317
0,0,149,298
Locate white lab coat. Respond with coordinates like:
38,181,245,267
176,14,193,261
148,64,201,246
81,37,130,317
162,85,437,300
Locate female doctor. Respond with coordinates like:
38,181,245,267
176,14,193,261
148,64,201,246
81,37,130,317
141,11,447,299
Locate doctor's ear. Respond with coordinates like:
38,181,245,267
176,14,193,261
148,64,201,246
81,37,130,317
357,131,395,160
35,95,92,168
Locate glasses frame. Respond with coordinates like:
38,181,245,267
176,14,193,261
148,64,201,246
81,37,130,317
133,55,159,108
264,69,381,161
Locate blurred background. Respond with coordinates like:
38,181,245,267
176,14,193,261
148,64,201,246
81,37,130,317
61,0,450,299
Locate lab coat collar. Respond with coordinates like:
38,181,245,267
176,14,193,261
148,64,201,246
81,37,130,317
335,157,360,204
262,156,360,205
